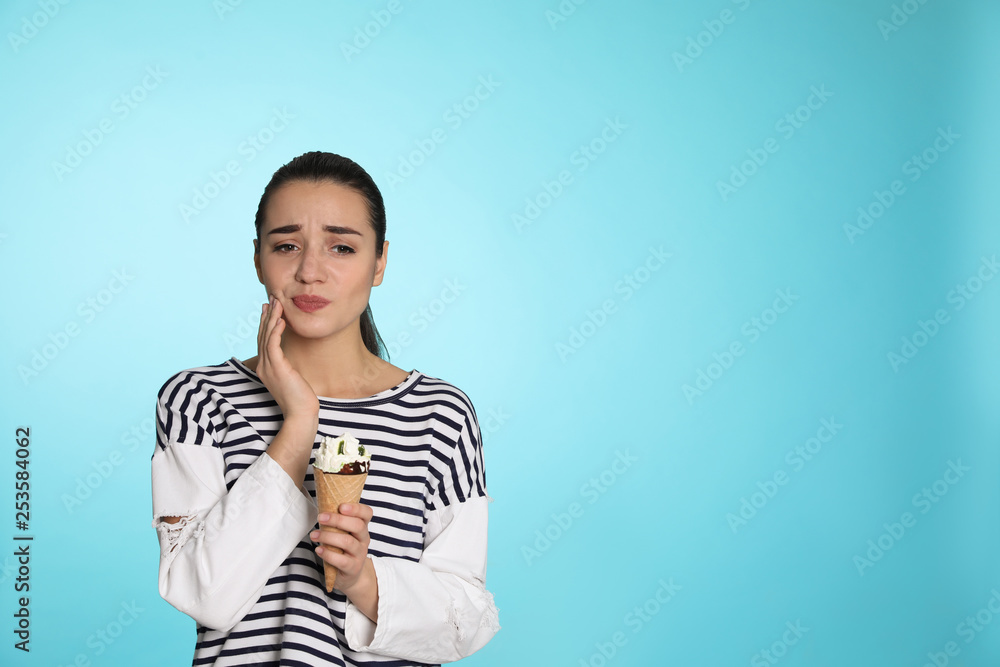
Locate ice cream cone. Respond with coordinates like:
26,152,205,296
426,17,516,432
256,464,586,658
314,468,368,592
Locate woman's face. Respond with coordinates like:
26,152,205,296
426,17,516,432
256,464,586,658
253,179,387,343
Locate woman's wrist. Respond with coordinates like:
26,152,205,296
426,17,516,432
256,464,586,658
282,411,319,432
266,414,319,489
342,557,379,623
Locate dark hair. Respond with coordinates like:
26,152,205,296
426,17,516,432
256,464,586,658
254,151,389,360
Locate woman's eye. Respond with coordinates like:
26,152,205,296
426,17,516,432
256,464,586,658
273,243,354,254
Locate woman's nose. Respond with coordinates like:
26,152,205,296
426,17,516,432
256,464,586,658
295,245,324,281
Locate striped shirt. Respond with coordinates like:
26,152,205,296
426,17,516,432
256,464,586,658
150,356,499,666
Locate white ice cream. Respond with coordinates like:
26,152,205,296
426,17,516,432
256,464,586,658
314,432,371,473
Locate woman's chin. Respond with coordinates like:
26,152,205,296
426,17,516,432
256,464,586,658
284,320,343,340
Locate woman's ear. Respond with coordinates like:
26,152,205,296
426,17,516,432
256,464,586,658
254,240,264,284
372,240,388,287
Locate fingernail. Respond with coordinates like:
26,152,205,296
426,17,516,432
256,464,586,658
319,513,330,522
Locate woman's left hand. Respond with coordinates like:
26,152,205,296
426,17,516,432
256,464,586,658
311,503,374,592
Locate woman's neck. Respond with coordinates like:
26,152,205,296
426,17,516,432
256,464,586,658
274,328,385,399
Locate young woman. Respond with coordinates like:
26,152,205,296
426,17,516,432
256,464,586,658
150,151,499,666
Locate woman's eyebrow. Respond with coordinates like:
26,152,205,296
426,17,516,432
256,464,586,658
266,224,362,236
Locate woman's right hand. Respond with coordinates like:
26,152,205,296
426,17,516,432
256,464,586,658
256,295,320,421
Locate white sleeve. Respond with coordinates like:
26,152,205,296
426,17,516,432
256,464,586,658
342,399,499,664
151,442,317,633
343,495,499,663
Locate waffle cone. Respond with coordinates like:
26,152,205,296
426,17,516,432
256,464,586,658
314,468,368,592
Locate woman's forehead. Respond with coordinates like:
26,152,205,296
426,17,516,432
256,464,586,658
264,181,370,232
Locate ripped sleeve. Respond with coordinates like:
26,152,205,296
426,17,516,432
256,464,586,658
151,442,317,632
151,443,226,558
342,494,499,663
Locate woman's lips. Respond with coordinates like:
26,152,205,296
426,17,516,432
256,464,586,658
291,295,330,312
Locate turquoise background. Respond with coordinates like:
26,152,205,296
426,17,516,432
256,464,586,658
2,0,998,664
